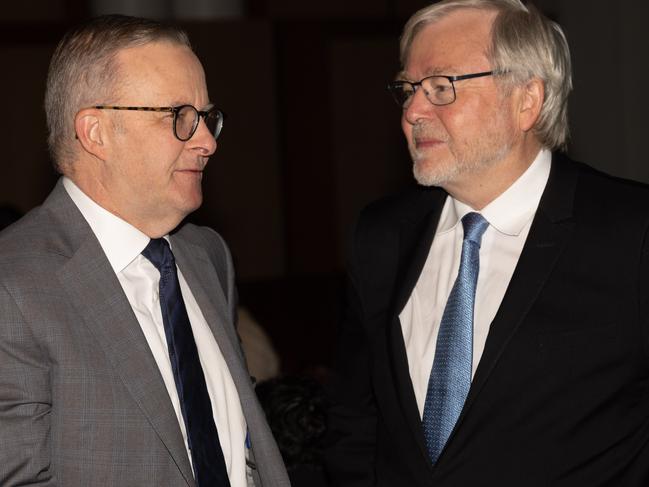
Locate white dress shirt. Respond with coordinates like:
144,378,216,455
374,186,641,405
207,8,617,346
63,177,248,487
399,150,552,417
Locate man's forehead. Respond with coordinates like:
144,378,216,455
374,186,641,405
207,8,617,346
114,40,196,70
112,41,209,105
402,11,495,80
398,64,460,81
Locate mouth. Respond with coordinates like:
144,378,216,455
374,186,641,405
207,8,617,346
176,168,204,178
414,138,445,150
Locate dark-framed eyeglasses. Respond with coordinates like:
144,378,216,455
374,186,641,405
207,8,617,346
93,104,226,141
387,71,494,108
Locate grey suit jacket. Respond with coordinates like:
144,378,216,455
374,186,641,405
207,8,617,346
0,180,290,487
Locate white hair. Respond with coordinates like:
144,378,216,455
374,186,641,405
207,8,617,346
400,0,573,151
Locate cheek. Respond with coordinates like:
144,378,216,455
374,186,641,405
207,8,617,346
440,100,484,141
147,142,185,174
402,116,413,142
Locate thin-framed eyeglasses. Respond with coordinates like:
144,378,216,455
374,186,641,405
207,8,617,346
93,104,225,141
387,71,494,108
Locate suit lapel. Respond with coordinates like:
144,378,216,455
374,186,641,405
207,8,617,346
393,190,447,315
388,188,447,468
383,156,579,465
169,236,245,371
57,230,195,486
171,234,284,481
457,155,578,427
170,234,263,434
43,182,195,485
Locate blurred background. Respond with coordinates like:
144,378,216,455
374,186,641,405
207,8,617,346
1,0,648,377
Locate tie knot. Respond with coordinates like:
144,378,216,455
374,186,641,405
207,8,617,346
461,212,489,246
141,238,175,272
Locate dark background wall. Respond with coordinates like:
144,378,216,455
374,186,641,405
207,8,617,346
1,0,648,374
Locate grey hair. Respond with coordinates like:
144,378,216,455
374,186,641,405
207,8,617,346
400,0,572,151
44,14,191,172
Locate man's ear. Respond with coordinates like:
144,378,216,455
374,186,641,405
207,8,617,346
518,77,544,133
74,108,108,160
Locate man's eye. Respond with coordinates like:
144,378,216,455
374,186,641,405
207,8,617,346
402,86,415,97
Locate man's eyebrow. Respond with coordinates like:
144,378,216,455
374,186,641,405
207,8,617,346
427,66,455,75
167,101,214,111
396,65,460,81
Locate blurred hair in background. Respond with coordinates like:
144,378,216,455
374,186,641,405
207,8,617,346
256,375,330,487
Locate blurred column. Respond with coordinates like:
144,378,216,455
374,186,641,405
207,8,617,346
90,0,173,18
173,0,244,19
618,0,649,182
90,0,245,19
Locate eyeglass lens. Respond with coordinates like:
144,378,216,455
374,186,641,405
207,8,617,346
175,105,223,141
424,77,455,105
391,76,456,108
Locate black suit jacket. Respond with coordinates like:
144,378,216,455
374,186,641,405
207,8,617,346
326,154,649,486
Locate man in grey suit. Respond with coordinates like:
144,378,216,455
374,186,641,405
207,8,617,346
0,15,289,487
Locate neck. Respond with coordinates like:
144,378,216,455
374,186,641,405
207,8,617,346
445,140,543,210
66,169,179,239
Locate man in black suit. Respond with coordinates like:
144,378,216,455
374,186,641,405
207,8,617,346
326,0,649,485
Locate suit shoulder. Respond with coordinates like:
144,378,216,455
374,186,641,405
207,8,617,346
0,206,41,251
0,204,67,263
175,223,229,253
572,159,649,191
570,159,649,214
173,223,233,275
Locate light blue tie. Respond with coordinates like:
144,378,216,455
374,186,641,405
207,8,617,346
422,212,489,465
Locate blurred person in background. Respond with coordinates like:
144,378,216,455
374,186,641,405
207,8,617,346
258,376,329,487
238,306,281,382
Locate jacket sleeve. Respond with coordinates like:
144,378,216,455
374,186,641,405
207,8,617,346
325,216,379,487
0,283,55,486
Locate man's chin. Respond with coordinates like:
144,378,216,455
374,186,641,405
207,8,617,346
412,159,455,187
184,199,202,216
174,191,203,220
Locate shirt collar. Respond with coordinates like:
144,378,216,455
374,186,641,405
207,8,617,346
63,177,152,273
436,149,552,236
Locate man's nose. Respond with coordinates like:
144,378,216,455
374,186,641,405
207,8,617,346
188,117,217,156
404,87,434,125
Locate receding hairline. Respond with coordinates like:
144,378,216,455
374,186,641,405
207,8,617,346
401,5,501,68
399,7,500,82
45,14,194,170
108,40,206,107
109,38,199,82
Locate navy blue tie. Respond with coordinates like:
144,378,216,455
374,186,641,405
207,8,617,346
422,212,489,465
142,238,230,487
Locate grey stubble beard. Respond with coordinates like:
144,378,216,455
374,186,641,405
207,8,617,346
409,119,515,188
